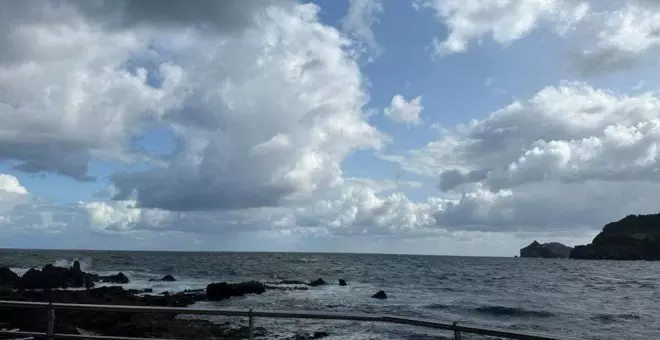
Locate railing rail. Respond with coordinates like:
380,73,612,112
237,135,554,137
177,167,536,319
0,300,580,340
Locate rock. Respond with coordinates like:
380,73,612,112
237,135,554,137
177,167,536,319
338,279,347,286
308,278,326,287
100,272,130,284
206,281,266,301
570,213,660,260
0,285,255,339
0,267,19,288
289,331,329,340
520,241,572,258
278,280,306,285
149,274,176,282
371,290,387,299
14,262,98,290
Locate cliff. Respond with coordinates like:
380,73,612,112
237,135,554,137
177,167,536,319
520,241,572,258
569,213,660,260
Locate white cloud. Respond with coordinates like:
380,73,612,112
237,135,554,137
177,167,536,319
0,174,29,215
0,1,385,211
573,3,660,75
0,174,27,194
383,82,660,191
341,0,383,58
384,94,423,125
418,0,589,54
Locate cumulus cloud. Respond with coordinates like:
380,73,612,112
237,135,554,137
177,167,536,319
383,82,660,191
417,0,589,54
572,3,660,75
384,94,423,125
341,0,383,58
0,174,29,215
0,0,385,211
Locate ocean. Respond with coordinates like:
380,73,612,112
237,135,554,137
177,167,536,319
1,249,659,339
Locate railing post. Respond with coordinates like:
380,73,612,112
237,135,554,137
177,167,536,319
452,321,461,340
46,301,55,340
248,308,254,340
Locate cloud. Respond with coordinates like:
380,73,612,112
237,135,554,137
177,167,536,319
383,82,660,192
417,0,589,54
0,174,29,215
571,3,660,75
384,94,423,125
110,4,385,211
341,0,383,58
0,1,186,179
0,0,385,211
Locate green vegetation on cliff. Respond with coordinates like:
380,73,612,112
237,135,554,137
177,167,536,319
570,213,660,260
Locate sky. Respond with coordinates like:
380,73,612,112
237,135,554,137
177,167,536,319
2,0,660,256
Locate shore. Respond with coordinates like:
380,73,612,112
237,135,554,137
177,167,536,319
0,262,370,340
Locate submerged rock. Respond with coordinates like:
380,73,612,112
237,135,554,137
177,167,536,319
100,272,130,284
290,331,330,340
338,279,347,286
150,274,176,282
308,278,326,287
371,290,387,299
206,281,266,301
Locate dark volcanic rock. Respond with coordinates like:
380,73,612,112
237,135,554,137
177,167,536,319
570,213,660,260
14,261,98,290
371,290,387,299
0,286,255,339
206,281,266,301
149,274,176,282
520,241,572,259
278,280,306,285
338,279,347,286
100,272,130,284
0,267,19,288
308,278,326,287
290,331,330,340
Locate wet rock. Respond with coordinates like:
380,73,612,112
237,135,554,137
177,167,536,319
206,281,266,301
278,280,306,285
0,267,19,288
16,263,88,290
0,271,262,340
308,278,326,287
149,274,176,282
371,290,387,299
289,331,330,340
265,285,309,291
100,272,130,284
338,279,347,286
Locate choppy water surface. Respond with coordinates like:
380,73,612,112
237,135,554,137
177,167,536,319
1,249,659,339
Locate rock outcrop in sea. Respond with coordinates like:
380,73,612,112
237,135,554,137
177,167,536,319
520,241,573,258
0,264,339,339
570,213,660,260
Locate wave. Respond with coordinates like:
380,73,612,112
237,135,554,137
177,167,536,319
474,305,555,318
424,303,451,310
592,313,641,323
53,258,93,271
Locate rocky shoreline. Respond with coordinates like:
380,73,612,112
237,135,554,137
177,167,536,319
0,262,385,339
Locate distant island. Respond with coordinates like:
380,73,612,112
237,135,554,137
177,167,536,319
569,213,660,260
520,241,572,258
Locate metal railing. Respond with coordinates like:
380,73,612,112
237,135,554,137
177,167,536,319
0,300,580,340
